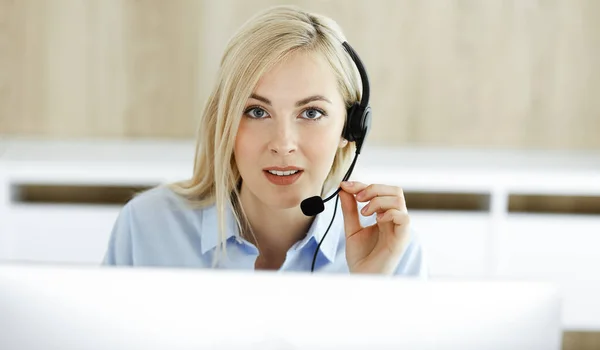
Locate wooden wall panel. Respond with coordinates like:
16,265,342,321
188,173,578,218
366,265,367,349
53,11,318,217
122,0,202,137
0,0,599,150
0,0,12,132
0,0,46,135
86,0,127,137
0,0,202,138
43,0,88,135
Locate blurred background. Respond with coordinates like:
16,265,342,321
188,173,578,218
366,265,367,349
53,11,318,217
1,1,599,349
1,0,599,146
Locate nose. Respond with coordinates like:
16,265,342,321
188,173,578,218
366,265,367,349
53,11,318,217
268,119,297,155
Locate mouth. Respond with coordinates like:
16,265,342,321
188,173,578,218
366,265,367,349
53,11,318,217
263,167,304,177
263,167,304,186
264,169,302,176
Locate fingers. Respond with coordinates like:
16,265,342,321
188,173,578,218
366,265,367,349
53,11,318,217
361,195,407,217
376,208,410,226
342,181,404,203
340,180,407,217
339,188,362,239
340,181,370,195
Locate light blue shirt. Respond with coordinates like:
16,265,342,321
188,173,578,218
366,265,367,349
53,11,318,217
102,185,427,277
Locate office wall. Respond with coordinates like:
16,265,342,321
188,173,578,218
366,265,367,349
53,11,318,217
1,0,599,149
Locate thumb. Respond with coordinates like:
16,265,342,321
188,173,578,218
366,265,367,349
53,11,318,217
339,188,362,238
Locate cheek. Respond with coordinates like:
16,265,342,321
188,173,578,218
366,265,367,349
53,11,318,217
234,123,260,168
303,127,341,167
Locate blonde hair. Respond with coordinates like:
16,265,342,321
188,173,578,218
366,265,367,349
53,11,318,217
169,5,363,264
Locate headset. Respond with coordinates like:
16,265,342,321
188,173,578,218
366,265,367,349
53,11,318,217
299,41,371,272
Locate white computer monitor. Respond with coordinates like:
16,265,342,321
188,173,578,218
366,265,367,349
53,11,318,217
0,263,562,350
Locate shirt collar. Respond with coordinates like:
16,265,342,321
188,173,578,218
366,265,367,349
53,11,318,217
199,191,343,262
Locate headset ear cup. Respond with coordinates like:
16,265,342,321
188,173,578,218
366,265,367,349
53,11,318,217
361,106,372,139
343,103,360,142
351,105,371,154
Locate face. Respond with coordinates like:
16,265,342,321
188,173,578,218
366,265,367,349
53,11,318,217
234,50,348,210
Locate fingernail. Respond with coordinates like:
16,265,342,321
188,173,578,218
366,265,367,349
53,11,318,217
361,203,369,214
342,181,353,187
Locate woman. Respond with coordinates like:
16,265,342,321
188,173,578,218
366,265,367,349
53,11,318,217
103,5,427,277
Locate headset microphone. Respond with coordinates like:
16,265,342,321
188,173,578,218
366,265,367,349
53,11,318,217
300,151,360,216
300,41,371,218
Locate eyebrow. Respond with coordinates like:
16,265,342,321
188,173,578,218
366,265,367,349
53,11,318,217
249,93,332,107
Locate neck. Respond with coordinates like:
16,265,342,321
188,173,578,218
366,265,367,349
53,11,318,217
239,187,314,267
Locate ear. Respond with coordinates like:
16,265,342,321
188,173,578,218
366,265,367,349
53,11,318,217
338,138,349,148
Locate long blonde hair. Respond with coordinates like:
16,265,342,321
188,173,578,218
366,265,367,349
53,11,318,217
169,5,363,263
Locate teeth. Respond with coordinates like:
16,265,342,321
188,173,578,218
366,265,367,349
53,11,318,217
267,170,300,176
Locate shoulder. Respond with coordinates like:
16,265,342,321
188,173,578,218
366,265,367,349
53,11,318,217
124,185,207,225
128,185,193,214
112,185,195,232
102,185,207,265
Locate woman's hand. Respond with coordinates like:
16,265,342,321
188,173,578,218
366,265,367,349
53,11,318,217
339,181,411,275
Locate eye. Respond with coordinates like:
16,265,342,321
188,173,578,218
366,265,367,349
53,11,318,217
301,108,325,120
244,106,270,119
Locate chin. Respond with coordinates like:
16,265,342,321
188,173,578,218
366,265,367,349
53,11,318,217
256,187,306,210
270,193,304,210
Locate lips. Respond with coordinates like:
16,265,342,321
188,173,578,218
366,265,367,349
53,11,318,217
263,166,303,175
263,167,304,186
265,169,301,176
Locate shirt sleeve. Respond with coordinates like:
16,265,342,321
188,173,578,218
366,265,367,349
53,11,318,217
102,203,134,266
393,229,429,279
